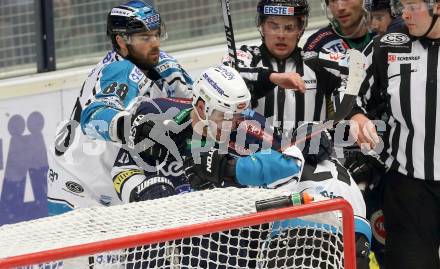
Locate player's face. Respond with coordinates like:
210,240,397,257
328,0,365,34
400,0,435,37
209,110,245,141
261,16,302,60
126,29,161,68
368,10,393,34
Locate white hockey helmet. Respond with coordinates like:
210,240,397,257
192,65,251,139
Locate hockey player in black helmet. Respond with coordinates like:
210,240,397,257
365,0,405,34
222,0,354,137
222,1,373,267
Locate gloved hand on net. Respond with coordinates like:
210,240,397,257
183,148,236,190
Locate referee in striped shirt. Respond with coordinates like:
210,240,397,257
350,0,440,268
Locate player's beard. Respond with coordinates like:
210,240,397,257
126,45,160,70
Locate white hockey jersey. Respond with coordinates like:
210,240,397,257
277,157,371,243
47,50,192,215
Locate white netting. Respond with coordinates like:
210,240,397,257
0,188,349,269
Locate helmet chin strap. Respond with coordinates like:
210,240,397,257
330,15,369,39
323,3,369,40
420,14,439,39
193,105,218,141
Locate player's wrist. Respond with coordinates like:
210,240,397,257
224,159,236,181
113,111,131,143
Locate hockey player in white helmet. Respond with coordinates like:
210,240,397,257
109,65,372,268
111,65,305,203
184,121,372,269
109,65,307,268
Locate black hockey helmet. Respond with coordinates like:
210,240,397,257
256,0,310,26
107,0,166,38
364,0,391,12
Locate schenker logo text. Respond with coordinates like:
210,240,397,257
388,54,420,63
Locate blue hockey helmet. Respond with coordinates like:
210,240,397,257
107,0,165,36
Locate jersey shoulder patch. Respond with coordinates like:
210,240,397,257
101,60,135,82
159,51,176,61
380,32,411,46
304,25,334,52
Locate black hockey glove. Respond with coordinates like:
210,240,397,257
117,114,169,163
355,233,371,269
345,151,386,185
129,176,175,202
293,122,333,165
183,148,234,190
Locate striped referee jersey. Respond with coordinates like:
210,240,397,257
358,28,440,181
223,44,348,135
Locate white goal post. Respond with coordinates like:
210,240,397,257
0,188,356,269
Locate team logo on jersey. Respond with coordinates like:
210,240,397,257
388,54,420,63
156,61,176,73
304,79,317,90
129,67,144,83
65,181,84,194
380,33,410,45
370,209,386,245
263,5,295,15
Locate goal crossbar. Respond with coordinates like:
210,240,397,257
0,198,355,269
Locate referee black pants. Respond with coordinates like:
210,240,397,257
383,170,440,269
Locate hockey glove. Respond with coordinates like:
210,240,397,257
183,148,232,190
118,113,169,163
346,150,386,185
293,122,333,165
129,176,175,202
355,233,371,269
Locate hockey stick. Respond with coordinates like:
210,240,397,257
280,49,365,152
220,0,238,69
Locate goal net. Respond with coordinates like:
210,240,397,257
0,188,355,269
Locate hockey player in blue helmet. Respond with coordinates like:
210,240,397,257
47,0,192,218
106,0,167,69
